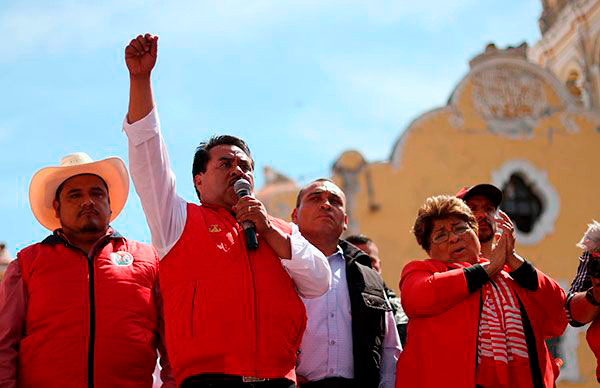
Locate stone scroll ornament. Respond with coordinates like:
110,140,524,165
471,64,547,137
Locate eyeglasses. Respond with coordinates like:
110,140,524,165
431,223,470,244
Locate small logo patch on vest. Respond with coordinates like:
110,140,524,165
208,224,222,233
110,251,134,266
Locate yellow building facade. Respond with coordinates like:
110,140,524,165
532,0,600,111
258,2,600,384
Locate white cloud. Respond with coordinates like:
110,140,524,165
0,122,16,144
359,0,477,29
319,57,455,124
284,105,351,146
1,0,482,62
2,3,113,61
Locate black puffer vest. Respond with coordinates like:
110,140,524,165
340,239,391,387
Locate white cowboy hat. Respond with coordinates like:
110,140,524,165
29,152,129,231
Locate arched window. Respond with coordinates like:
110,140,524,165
492,159,559,245
500,174,544,233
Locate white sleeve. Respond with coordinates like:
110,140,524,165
280,223,331,299
122,108,187,259
379,309,402,388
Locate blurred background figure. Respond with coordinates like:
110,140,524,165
346,234,408,347
0,244,12,282
566,221,600,383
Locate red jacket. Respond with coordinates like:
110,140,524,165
587,319,600,381
159,203,306,385
395,259,567,388
16,233,161,387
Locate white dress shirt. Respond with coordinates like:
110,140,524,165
296,248,401,388
123,108,331,298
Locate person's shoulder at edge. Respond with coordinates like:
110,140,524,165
401,258,451,274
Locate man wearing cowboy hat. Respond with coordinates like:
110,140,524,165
122,33,330,387
0,152,174,387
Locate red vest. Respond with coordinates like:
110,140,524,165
588,319,600,381
159,203,306,385
17,234,159,388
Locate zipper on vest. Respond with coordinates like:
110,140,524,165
86,256,96,388
63,242,96,387
57,234,111,388
243,229,259,376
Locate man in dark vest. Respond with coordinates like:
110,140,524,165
345,234,408,347
292,179,401,388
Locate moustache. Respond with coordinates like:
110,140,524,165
479,219,493,230
78,208,99,217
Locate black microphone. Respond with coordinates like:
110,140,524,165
233,178,259,250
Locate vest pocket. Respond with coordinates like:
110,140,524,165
164,282,197,341
190,283,197,337
361,292,391,311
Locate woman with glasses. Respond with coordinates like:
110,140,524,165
395,195,566,388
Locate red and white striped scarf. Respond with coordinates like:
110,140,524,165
476,274,531,387
450,261,531,387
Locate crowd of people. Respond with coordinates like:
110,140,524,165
0,33,598,388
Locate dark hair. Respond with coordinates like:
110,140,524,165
412,195,478,252
346,234,372,246
54,174,109,202
295,178,336,208
191,135,254,200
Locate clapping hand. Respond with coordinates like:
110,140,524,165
491,210,524,270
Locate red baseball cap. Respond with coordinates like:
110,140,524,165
456,184,503,209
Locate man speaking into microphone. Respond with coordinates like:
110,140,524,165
122,33,331,387
234,178,259,250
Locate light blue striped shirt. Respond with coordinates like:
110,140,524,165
296,248,401,388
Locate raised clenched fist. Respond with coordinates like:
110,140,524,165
125,33,158,77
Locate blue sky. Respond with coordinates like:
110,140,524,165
1,0,542,257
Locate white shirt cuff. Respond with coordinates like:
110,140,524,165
281,223,331,298
123,107,160,146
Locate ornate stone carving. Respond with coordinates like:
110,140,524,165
471,64,547,137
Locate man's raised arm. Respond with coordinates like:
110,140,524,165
123,33,186,258
126,33,157,124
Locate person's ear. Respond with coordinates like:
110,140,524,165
193,174,203,190
52,199,61,219
342,213,349,232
